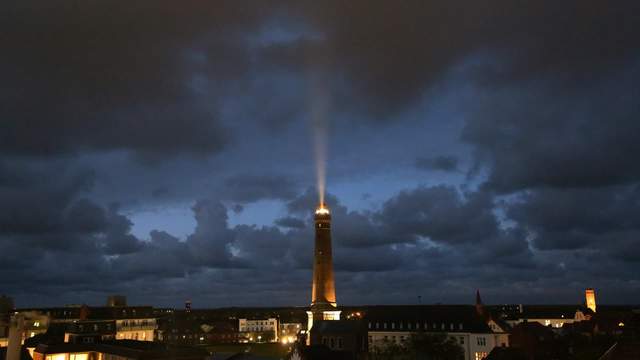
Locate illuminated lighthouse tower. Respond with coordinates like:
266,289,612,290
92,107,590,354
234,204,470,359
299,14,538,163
307,204,340,334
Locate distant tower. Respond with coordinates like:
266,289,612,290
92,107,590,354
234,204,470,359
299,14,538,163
185,300,192,313
585,288,596,313
307,204,340,338
475,289,485,317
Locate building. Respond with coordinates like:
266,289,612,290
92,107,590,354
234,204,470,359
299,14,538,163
501,305,592,330
64,320,116,344
307,204,340,336
238,318,278,343
364,305,504,360
32,340,212,360
16,306,159,342
308,320,368,358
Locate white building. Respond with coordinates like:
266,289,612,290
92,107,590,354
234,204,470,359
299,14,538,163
364,305,507,360
238,318,278,342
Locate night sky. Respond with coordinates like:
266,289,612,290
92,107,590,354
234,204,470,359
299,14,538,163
2,1,640,308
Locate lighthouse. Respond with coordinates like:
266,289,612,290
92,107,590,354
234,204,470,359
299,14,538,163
307,204,340,337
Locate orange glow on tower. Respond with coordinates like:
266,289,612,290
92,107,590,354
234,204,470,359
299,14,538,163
585,288,596,313
311,204,336,308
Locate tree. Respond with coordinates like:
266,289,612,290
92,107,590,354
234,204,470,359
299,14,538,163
406,333,465,360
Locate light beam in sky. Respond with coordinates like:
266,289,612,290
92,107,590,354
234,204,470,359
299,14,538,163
309,70,330,206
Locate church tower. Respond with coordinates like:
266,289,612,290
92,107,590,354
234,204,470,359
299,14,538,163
307,204,340,337
585,288,597,313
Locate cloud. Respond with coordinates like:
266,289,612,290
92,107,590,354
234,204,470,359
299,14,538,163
222,174,298,203
415,155,459,172
462,64,640,192
507,185,640,259
274,216,306,229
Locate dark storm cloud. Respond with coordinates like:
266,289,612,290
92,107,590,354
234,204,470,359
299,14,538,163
415,155,459,172
0,1,275,158
274,216,306,229
279,0,640,117
507,185,640,256
462,67,640,192
222,174,298,203
377,186,498,244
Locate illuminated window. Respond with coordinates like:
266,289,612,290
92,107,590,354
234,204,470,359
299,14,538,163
46,355,66,360
475,352,488,360
544,320,551,326
34,321,40,327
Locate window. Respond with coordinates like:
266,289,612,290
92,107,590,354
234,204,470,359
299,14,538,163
383,323,387,329
441,323,445,330
46,355,66,360
330,337,335,349
337,337,343,349
450,323,454,330
477,337,486,346
322,337,328,346
459,323,464,330
391,322,395,329
368,322,372,329
368,336,372,343
408,323,412,329
376,322,379,329
34,321,40,327
475,352,488,360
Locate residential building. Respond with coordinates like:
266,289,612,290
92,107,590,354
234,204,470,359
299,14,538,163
364,305,504,360
238,318,278,342
308,320,368,359
32,340,212,360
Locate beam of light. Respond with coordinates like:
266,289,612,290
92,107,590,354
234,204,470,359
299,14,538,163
310,71,329,207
